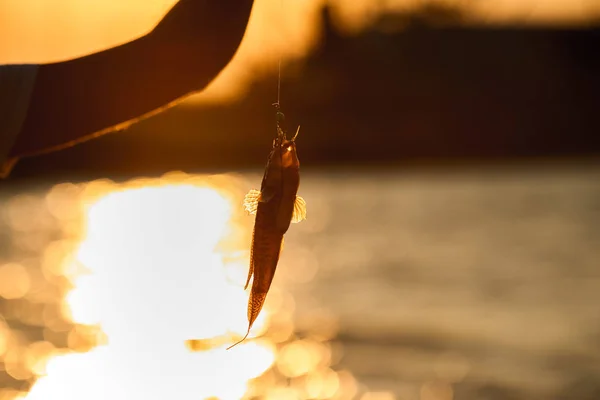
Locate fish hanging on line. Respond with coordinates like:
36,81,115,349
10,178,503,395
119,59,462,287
227,110,306,350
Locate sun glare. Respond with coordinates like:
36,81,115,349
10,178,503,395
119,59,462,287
0,172,352,400
24,175,273,400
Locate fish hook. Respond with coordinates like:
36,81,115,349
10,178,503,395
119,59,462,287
273,102,286,141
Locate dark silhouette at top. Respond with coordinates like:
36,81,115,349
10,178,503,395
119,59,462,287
3,0,254,176
7,4,600,181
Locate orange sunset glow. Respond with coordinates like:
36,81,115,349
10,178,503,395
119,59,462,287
1,0,598,102
0,2,599,400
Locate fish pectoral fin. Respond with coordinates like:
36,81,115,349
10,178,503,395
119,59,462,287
243,189,261,215
291,196,307,223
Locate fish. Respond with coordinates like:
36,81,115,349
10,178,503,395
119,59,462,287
227,124,306,349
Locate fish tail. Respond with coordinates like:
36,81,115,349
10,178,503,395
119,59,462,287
248,291,267,327
226,327,251,350
226,291,267,350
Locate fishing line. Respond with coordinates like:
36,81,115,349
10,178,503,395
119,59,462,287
274,0,285,138
275,0,283,108
276,58,281,109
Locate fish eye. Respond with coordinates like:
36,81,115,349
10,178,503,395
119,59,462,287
282,141,294,151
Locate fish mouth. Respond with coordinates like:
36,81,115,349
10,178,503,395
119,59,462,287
275,126,299,151
281,126,300,144
272,104,299,142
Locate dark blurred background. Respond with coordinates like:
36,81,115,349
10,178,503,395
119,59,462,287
6,4,600,181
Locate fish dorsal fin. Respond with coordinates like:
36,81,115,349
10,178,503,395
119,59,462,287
243,189,261,215
291,196,307,223
244,229,256,290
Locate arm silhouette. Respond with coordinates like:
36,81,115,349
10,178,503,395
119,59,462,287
4,0,254,174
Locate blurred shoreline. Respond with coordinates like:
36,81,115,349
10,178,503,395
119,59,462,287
2,155,598,187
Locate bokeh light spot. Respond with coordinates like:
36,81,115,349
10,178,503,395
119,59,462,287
0,263,31,300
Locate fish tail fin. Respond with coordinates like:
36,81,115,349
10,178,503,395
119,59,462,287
248,291,267,327
226,327,251,350
226,291,267,350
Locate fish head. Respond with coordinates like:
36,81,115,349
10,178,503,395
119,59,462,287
279,125,300,168
280,138,299,168
268,125,300,169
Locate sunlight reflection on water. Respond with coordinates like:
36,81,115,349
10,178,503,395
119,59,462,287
1,166,599,400
0,171,352,400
